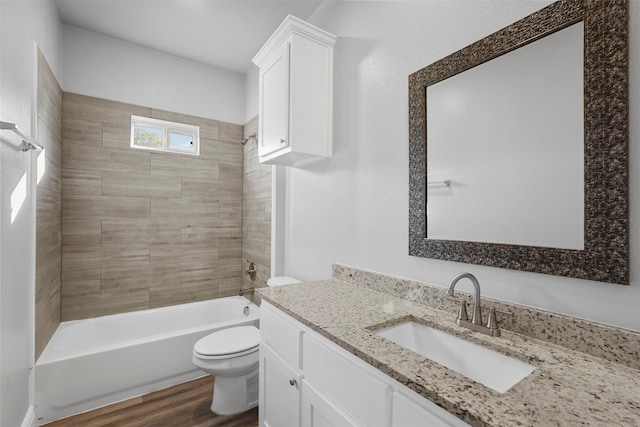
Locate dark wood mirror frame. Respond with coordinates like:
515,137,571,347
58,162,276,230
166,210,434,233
408,0,629,284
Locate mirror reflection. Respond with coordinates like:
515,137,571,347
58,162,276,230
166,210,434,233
426,22,584,250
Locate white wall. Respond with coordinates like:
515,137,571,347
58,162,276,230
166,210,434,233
245,65,259,123
62,25,246,124
0,1,61,425
257,0,640,331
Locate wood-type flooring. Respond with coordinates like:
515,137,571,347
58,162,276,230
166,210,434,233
43,377,258,427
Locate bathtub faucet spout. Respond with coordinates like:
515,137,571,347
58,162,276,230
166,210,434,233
239,287,255,297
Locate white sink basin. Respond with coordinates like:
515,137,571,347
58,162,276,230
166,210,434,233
375,321,535,393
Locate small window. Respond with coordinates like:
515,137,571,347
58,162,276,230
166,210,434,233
131,115,200,156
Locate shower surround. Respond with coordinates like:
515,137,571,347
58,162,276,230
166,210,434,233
35,50,63,359
60,93,245,321
241,115,272,294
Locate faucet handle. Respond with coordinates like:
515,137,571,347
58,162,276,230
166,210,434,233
486,307,514,330
446,296,469,321
456,299,469,322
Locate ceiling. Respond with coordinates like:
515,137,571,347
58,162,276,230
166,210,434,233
53,0,324,74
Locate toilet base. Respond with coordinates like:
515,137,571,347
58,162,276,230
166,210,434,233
210,368,259,415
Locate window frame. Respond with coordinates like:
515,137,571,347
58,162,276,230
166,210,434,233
130,115,200,156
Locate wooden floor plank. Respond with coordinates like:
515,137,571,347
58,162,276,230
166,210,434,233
43,377,258,427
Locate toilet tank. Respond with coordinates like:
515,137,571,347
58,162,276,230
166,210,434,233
267,276,302,287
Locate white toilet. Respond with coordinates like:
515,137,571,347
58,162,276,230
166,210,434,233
192,276,302,415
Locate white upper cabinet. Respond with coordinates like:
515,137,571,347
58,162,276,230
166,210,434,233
252,15,336,167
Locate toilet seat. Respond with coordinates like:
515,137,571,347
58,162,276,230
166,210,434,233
194,326,259,359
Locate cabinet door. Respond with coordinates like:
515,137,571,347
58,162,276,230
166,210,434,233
301,380,360,427
259,40,290,158
259,343,302,427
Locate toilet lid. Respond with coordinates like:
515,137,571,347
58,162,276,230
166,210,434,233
194,326,260,357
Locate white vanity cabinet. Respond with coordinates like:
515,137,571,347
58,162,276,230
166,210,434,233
392,390,468,427
259,300,304,427
301,380,360,427
259,344,302,427
259,302,470,427
252,15,336,167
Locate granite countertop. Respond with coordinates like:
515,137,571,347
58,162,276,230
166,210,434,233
258,279,640,427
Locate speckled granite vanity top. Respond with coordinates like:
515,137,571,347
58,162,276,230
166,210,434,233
258,278,640,426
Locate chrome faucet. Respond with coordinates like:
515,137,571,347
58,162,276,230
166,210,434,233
447,273,512,337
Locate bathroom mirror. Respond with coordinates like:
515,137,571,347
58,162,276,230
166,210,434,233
427,21,585,250
408,0,629,284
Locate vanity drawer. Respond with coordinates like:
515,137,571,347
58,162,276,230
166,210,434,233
260,302,304,369
393,389,470,427
303,333,392,427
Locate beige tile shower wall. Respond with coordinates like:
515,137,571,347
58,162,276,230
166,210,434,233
35,49,63,359
241,116,271,298
61,93,243,321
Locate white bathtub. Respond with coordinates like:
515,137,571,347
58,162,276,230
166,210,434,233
35,296,259,425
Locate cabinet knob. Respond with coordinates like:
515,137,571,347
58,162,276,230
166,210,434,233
280,138,285,144
289,378,297,386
